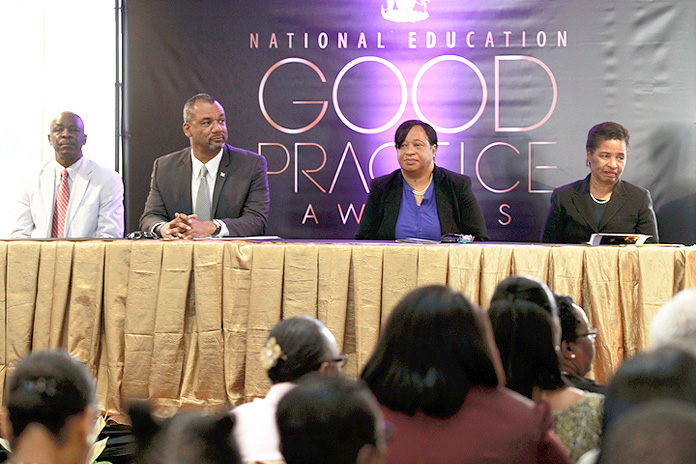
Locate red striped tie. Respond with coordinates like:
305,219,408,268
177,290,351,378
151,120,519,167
51,169,70,238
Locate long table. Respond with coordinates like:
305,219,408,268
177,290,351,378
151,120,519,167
1,240,694,420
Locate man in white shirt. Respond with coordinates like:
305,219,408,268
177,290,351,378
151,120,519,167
11,111,124,238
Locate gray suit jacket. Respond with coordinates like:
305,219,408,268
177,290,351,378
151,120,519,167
541,174,658,243
139,144,269,236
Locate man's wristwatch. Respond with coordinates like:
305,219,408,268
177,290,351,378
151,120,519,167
212,219,222,237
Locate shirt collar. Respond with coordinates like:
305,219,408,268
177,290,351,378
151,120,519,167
191,148,223,178
54,155,85,179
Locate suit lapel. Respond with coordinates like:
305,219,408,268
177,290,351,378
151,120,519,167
66,159,91,233
570,176,599,233
39,163,56,236
433,167,455,230
381,171,403,235
599,181,628,230
175,150,194,212
212,146,231,213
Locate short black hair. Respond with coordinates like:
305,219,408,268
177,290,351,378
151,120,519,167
394,120,438,149
556,294,581,343
276,374,379,464
6,350,96,440
265,316,333,384
361,285,498,418
129,402,241,464
586,121,630,153
183,93,218,122
488,298,565,399
603,346,696,434
490,275,558,317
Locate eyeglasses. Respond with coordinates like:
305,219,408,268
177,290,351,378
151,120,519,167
577,327,598,341
325,353,348,368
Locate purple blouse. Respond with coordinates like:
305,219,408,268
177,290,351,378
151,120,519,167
394,177,441,240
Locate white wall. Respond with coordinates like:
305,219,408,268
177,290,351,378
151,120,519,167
0,0,118,237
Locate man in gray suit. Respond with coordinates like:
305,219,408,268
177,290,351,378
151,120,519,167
140,94,269,238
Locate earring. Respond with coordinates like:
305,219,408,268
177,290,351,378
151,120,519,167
570,353,576,359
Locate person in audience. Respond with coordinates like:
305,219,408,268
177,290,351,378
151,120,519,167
232,316,345,463
650,288,696,357
360,284,572,464
2,350,97,464
489,277,604,462
11,111,124,238
276,373,386,464
556,295,607,394
602,345,696,433
541,121,658,243
490,274,558,315
128,402,241,464
575,346,696,464
597,400,696,464
355,119,487,241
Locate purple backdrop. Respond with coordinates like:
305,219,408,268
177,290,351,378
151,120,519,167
124,0,696,244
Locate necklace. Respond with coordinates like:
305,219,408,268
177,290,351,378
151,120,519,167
590,192,610,204
411,174,433,196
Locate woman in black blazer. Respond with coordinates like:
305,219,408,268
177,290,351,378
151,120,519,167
541,122,658,244
356,120,487,241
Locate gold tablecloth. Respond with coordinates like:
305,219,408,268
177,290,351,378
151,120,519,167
0,240,694,419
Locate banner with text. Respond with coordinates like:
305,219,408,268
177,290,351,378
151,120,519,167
124,0,696,243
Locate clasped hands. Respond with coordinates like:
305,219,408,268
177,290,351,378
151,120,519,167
160,212,217,239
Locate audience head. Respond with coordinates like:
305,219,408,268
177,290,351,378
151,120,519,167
490,275,560,346
129,403,241,464
262,316,343,384
603,346,696,433
361,285,500,419
490,275,558,316
598,400,696,464
650,289,696,357
488,298,565,399
4,350,96,464
276,373,385,464
556,294,597,377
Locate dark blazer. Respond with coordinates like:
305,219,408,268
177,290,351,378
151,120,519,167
562,373,608,395
355,166,488,241
139,144,270,236
541,174,658,244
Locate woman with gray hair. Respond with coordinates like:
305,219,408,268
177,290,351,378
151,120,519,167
650,289,696,357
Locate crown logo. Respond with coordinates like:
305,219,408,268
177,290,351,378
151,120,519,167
381,0,430,23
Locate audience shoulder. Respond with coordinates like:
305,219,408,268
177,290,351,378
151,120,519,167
473,386,557,444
